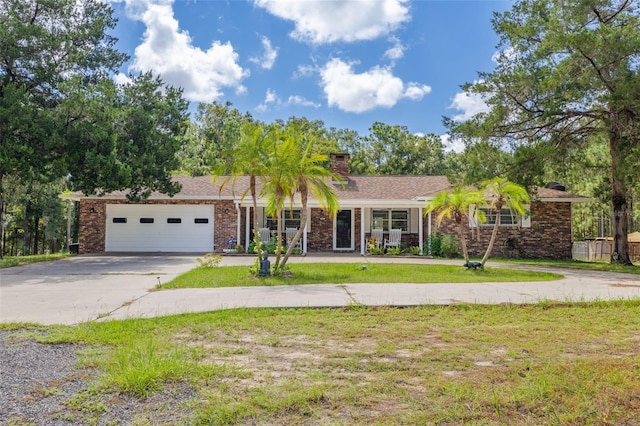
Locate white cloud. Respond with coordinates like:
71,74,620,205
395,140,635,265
320,58,431,113
256,88,280,112
384,36,405,61
287,95,321,108
121,0,248,103
440,133,465,153
448,89,490,122
253,0,411,44
294,64,317,79
250,35,278,70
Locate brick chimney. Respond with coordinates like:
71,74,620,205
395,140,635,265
330,153,350,181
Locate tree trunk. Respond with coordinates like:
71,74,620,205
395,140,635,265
458,220,469,263
32,215,40,255
23,201,31,256
481,205,502,266
273,188,284,270
609,125,632,265
279,187,307,270
250,175,262,259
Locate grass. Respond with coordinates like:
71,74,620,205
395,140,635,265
159,263,563,289
489,257,640,274
0,253,72,269
7,301,640,425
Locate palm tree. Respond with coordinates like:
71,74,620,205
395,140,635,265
424,186,487,262
262,129,298,269
213,121,271,255
277,128,341,271
480,177,530,265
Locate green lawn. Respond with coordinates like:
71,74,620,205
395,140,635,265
158,263,563,289
490,257,640,274
0,253,72,269
6,301,640,425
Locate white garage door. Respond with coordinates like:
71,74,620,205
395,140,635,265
105,204,214,252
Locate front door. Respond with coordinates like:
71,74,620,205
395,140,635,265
334,209,353,251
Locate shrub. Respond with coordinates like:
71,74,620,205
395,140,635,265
441,235,459,258
426,233,443,257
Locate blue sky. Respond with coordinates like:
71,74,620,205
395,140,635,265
109,0,511,150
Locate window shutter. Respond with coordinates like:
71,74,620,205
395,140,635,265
410,208,419,233
363,208,371,230
521,204,531,228
469,204,479,228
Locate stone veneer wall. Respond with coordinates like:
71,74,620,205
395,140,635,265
78,199,237,254
431,202,573,259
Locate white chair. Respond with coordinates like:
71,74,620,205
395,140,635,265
384,229,402,249
258,228,271,244
370,228,384,250
286,228,300,249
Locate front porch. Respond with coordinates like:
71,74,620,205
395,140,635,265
234,204,432,255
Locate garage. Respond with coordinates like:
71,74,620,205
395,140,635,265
105,204,215,252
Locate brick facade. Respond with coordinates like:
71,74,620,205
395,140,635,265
78,198,573,259
429,202,573,259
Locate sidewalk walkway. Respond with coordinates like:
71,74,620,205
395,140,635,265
2,254,639,325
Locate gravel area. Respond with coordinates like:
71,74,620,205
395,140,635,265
0,330,197,425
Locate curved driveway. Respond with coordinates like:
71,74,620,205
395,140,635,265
1,254,639,325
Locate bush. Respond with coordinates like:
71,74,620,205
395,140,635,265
441,235,459,258
426,233,443,257
248,239,283,255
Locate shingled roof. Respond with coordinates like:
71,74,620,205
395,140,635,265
65,174,587,203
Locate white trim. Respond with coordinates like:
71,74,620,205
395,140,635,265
418,207,424,255
360,207,366,255
245,206,251,252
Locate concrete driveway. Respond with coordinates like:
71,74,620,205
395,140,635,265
1,254,639,325
0,255,199,325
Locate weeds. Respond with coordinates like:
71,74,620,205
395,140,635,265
19,301,638,424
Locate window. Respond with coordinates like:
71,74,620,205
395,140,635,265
371,209,409,232
480,207,518,226
266,209,301,231
139,218,154,224
112,218,127,223
167,218,182,224
194,218,209,224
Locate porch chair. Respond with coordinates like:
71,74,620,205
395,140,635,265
286,228,301,250
384,229,402,250
370,228,384,250
258,228,271,245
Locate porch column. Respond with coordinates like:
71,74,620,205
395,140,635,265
245,206,251,253
360,207,366,255
418,207,424,255
235,202,241,250
303,209,309,254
